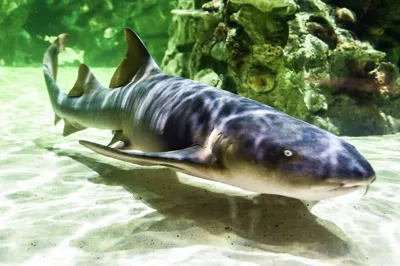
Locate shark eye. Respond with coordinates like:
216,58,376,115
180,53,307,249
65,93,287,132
284,150,293,157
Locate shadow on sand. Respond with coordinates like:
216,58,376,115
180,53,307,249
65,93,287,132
41,143,354,259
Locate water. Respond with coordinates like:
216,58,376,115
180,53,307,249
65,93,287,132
0,67,399,265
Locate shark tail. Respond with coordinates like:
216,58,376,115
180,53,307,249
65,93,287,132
42,34,89,136
43,33,68,85
42,34,69,125
42,28,160,138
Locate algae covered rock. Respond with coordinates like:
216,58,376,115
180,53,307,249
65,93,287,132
194,68,223,87
229,0,298,15
162,0,400,135
324,0,400,69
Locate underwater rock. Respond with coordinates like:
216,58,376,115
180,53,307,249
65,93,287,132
324,0,400,69
335,7,357,25
202,0,223,12
229,0,298,15
370,62,400,96
304,90,328,113
193,68,223,87
306,20,337,49
162,0,400,135
247,68,276,93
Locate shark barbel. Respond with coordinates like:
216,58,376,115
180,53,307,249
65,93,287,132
42,28,376,200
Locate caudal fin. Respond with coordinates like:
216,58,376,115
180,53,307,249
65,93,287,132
43,34,69,82
43,34,69,127
42,34,88,136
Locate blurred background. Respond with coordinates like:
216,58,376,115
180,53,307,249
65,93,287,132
0,0,177,66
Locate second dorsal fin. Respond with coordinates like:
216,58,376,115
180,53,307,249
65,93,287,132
109,28,160,89
68,64,104,97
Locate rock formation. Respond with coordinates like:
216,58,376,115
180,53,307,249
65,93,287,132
162,0,400,135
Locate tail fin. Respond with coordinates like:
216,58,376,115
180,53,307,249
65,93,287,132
43,34,69,126
43,33,69,82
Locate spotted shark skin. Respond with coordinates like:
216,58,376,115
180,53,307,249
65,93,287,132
42,28,376,200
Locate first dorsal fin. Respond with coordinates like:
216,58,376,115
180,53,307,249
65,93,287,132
109,28,160,89
68,64,104,97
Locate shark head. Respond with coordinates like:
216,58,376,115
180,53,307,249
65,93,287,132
213,112,376,200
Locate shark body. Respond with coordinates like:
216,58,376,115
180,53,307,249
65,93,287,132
43,28,376,200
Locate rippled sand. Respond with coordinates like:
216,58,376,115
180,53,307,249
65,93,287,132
1,67,399,265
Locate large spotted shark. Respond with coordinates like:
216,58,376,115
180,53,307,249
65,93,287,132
42,28,376,200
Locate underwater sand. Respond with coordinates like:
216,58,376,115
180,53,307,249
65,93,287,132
0,67,399,266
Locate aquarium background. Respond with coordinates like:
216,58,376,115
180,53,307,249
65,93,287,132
1,0,400,265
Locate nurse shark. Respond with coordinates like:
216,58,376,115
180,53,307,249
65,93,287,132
42,28,376,200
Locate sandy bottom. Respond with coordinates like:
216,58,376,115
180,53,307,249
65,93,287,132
0,67,399,266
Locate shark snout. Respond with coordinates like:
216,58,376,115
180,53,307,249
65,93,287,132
322,141,376,193
342,142,376,180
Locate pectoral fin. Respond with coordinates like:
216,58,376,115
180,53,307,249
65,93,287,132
79,140,218,173
107,130,130,149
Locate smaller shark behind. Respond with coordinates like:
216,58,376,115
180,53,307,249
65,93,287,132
42,28,376,200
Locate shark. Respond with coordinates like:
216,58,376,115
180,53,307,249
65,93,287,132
42,28,376,200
